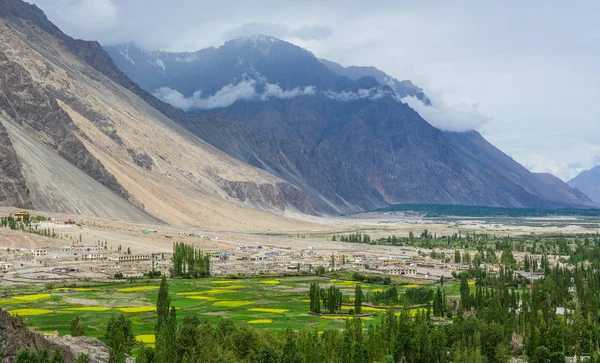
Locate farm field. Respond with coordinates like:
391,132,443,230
0,276,455,342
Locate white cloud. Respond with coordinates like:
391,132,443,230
154,80,256,110
260,84,316,100
323,88,386,101
524,155,586,182
154,80,316,111
38,0,118,39
401,93,491,132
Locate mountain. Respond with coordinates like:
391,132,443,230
318,58,430,104
0,0,315,229
104,37,594,213
569,165,600,203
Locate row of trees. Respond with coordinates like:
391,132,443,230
308,283,343,314
331,233,372,244
170,242,210,278
0,214,58,239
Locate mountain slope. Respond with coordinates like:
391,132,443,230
0,119,31,209
0,0,315,228
104,37,594,213
569,165,600,203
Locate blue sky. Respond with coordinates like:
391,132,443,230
29,0,600,180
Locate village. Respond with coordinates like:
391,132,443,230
0,211,566,287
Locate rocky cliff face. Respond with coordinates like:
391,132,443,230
0,309,75,362
0,309,130,363
0,118,31,209
0,52,130,201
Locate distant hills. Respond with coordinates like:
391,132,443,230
104,37,595,213
569,165,600,203
376,203,600,218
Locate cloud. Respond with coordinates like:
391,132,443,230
401,93,491,132
223,22,289,41
223,22,333,42
154,80,256,110
523,155,587,182
294,25,333,40
154,80,315,111
37,0,118,39
323,88,386,101
260,84,316,100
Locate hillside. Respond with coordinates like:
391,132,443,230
0,0,315,229
105,38,594,213
569,165,600,203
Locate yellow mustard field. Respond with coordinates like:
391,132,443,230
118,306,156,313
9,308,53,316
136,334,156,344
260,280,281,285
248,308,289,313
248,319,273,324
12,293,52,302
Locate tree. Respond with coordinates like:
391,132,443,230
155,307,177,363
156,275,170,333
354,284,363,315
70,316,85,337
50,349,63,363
281,328,302,363
105,314,135,363
459,276,471,309
316,265,325,276
455,249,462,264
176,315,200,361
170,242,210,278
136,345,154,363
252,343,280,363
14,351,33,363
531,346,551,363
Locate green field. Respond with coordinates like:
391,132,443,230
0,277,452,342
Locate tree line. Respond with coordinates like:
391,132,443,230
308,282,343,314
170,242,210,278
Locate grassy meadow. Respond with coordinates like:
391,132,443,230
0,276,458,344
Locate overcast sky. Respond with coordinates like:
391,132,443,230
28,0,600,181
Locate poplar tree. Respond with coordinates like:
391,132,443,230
156,275,170,333
105,314,135,363
354,284,363,314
